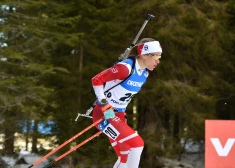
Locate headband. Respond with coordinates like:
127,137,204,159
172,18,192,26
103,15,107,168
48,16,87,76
137,41,162,55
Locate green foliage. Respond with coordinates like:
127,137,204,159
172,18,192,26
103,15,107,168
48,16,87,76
1,0,235,166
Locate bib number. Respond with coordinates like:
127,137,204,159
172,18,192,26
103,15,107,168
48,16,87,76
98,120,120,140
119,93,135,102
103,124,120,140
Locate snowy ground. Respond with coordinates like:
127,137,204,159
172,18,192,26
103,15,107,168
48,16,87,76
1,151,50,168
0,150,204,168
157,152,204,168
181,153,204,168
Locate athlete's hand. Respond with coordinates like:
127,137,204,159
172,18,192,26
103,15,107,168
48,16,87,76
103,109,115,120
100,99,115,120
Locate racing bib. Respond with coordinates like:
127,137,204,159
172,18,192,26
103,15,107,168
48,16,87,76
98,120,120,140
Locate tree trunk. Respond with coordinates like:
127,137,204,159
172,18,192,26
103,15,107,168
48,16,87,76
77,45,83,107
3,125,15,155
137,100,147,130
3,109,16,156
173,112,181,160
173,113,180,146
25,120,31,151
31,120,38,153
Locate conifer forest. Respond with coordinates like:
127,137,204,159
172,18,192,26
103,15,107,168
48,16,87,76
0,0,235,167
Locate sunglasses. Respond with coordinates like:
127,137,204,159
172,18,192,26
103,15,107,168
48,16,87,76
147,53,161,60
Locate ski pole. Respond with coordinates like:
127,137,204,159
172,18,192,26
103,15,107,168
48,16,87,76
118,13,155,60
43,131,102,168
28,118,103,168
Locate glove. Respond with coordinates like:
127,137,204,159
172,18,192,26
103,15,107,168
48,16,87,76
100,99,115,120
103,109,115,120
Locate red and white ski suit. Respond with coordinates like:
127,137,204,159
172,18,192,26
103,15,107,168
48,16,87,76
92,59,148,168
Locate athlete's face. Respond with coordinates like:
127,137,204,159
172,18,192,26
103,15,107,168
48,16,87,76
143,52,161,71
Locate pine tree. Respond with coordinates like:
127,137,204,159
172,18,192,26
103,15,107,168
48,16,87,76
0,1,66,155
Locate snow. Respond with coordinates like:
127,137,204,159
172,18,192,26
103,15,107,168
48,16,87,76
158,157,194,168
0,150,204,168
181,138,204,153
1,150,49,168
181,153,204,168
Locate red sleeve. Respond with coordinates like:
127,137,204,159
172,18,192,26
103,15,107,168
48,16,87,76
92,64,130,86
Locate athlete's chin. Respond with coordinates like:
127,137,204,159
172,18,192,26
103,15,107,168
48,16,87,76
147,66,156,71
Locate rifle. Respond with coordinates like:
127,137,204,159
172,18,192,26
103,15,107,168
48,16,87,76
75,14,155,120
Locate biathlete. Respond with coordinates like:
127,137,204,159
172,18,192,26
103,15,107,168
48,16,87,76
91,38,162,168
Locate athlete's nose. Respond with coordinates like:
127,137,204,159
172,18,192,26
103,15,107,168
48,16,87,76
155,59,160,65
